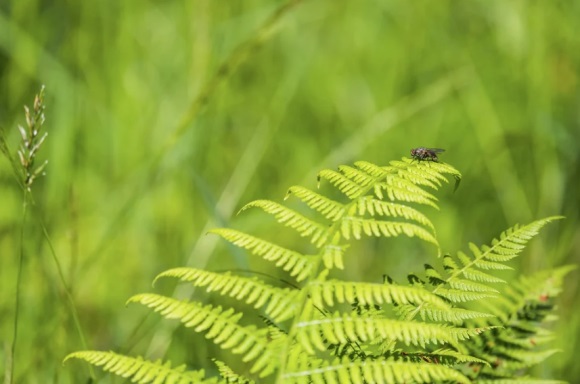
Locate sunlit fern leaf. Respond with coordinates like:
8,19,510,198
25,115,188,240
474,258,514,271
317,169,365,199
337,164,376,186
449,278,500,293
436,287,498,303
295,311,493,353
433,217,564,303
282,356,472,384
154,268,298,322
390,348,490,367
376,178,440,209
390,157,461,182
391,158,463,193
397,303,495,324
285,185,346,221
64,351,213,384
208,228,314,281
353,160,388,178
321,244,347,270
212,359,255,384
239,200,328,245
264,320,288,342
443,254,460,271
386,163,443,190
127,294,277,377
489,348,561,371
461,267,507,284
424,264,445,285
339,216,438,245
308,279,452,310
426,348,490,366
463,266,574,379
355,196,435,230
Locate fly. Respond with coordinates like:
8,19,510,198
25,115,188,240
410,147,445,162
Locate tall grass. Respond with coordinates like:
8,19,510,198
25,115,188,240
0,1,578,382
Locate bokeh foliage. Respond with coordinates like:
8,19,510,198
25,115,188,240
0,1,578,382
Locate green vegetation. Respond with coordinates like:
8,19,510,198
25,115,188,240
0,1,578,383
65,159,572,383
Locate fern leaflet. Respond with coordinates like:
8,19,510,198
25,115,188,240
209,228,314,281
283,357,472,384
64,351,213,383
127,294,278,377
155,268,298,322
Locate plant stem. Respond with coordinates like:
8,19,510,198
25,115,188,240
32,203,96,380
6,194,29,384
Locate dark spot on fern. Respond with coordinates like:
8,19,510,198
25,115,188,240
382,274,394,284
407,273,425,285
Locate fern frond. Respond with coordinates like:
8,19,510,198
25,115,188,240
285,185,345,221
65,158,568,383
154,268,298,322
376,177,440,209
283,356,471,384
390,348,490,366
387,163,443,190
463,266,573,379
64,351,212,383
354,160,389,178
295,311,491,353
436,287,498,303
317,169,365,199
449,278,500,293
426,348,490,366
453,263,507,284
239,200,328,246
309,279,451,310
470,216,563,263
337,164,377,185
127,294,277,377
388,158,462,189
339,216,438,245
356,196,435,231
397,303,495,324
321,244,348,270
488,348,561,370
209,228,314,281
433,217,563,304
212,359,255,384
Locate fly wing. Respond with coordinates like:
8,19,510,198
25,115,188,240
427,148,446,153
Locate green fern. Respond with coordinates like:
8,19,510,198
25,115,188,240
65,158,570,383
283,356,473,384
464,266,575,381
154,268,298,322
404,217,563,318
208,228,315,280
127,293,280,377
212,359,256,384
64,351,213,383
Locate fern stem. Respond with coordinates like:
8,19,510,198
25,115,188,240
275,211,351,379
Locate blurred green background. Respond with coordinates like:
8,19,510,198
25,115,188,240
1,0,579,382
